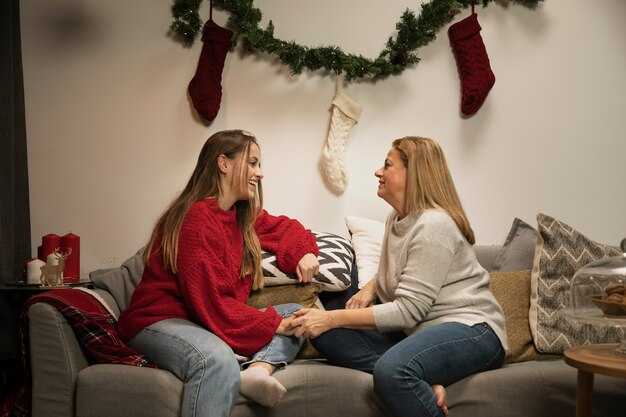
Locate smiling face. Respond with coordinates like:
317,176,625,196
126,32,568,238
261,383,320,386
240,142,263,201
231,142,263,202
374,147,407,216
218,142,263,209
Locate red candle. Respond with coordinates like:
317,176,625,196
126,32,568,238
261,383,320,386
41,234,61,262
61,232,80,283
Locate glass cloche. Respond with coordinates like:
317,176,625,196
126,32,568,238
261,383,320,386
566,238,626,354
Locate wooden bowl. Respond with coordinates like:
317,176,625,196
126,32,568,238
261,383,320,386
589,296,626,316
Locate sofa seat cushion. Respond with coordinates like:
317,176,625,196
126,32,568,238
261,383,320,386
76,364,182,417
76,360,387,417
232,360,386,417
447,359,626,417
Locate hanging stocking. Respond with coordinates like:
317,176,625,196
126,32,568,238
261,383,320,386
188,17,233,121
321,80,363,194
448,11,495,116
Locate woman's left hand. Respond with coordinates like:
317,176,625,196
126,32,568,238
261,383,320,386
288,308,334,338
296,253,319,283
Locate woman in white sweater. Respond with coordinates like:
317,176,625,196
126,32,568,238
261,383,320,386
289,136,508,417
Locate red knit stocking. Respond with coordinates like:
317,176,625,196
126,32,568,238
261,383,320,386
448,12,495,116
188,19,233,121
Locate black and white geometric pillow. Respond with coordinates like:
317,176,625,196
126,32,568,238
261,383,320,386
262,232,354,292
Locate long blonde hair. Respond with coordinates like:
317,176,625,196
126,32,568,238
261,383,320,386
392,136,475,244
144,129,265,289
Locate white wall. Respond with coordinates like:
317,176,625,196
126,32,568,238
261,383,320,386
20,0,626,277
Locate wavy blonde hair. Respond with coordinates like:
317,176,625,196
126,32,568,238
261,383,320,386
144,129,265,289
392,136,475,244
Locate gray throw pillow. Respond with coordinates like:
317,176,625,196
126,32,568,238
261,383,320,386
90,247,146,312
494,218,537,271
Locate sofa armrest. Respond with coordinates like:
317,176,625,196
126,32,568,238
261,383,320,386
29,302,90,417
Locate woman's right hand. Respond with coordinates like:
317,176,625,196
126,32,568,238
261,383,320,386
276,316,297,336
345,278,377,309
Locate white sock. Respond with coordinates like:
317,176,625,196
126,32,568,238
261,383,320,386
239,366,286,407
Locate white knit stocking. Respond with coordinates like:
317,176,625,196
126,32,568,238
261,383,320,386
321,87,362,193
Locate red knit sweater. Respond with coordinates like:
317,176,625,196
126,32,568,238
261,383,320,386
117,199,318,356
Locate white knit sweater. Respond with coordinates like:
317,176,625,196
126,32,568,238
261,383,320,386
371,209,509,351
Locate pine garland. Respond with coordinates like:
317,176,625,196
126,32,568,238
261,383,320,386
171,0,544,81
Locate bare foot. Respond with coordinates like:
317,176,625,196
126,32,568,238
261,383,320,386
433,384,448,416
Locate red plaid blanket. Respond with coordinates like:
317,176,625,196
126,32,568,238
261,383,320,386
0,288,155,417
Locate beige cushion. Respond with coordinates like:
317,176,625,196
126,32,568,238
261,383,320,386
489,270,550,363
247,283,323,309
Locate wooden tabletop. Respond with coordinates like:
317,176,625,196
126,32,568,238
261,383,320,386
564,343,626,379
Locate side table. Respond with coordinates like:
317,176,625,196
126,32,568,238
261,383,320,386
564,343,626,417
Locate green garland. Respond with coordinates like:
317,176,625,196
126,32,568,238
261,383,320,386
171,0,544,81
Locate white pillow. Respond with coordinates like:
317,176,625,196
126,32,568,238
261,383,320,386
262,232,353,292
344,216,385,288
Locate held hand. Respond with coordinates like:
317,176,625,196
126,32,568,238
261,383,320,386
346,279,377,309
288,308,334,338
296,253,319,283
276,317,297,336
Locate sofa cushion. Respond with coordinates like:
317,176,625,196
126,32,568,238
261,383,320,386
76,360,387,417
494,218,537,272
447,359,626,417
489,270,554,363
345,215,385,288
247,283,323,310
90,247,145,312
529,213,624,354
263,232,353,291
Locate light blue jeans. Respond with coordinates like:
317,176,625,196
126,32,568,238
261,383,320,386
312,321,504,417
127,303,304,417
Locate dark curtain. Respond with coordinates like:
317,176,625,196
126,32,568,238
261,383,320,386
1,0,31,285
0,0,31,358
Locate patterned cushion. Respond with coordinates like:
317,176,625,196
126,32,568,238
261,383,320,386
529,213,624,354
263,232,353,291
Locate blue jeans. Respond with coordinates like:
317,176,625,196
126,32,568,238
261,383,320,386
312,322,504,417
127,303,304,417
242,303,305,369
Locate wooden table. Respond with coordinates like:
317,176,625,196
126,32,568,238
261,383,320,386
564,343,626,417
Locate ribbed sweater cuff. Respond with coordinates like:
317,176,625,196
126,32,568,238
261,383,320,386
448,13,481,42
332,89,363,121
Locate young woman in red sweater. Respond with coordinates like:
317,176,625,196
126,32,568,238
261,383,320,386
118,130,319,417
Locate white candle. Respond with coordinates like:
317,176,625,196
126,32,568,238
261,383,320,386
26,259,46,284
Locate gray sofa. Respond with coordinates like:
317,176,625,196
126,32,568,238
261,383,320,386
27,240,626,417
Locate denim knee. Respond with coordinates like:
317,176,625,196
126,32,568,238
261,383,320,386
273,303,302,318
188,339,240,387
373,349,425,393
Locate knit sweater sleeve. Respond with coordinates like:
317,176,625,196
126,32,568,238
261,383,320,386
176,205,281,356
254,210,319,273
